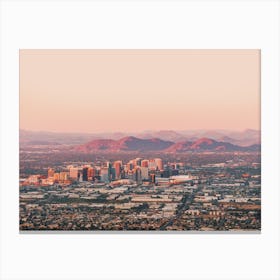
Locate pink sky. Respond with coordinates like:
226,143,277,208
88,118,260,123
20,49,260,133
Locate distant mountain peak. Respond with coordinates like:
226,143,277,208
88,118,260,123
119,136,138,142
75,136,174,152
74,136,260,153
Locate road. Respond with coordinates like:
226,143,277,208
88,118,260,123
159,192,194,230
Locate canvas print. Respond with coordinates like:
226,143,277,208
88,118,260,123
19,49,261,231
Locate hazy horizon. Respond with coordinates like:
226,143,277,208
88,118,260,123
20,49,260,133
20,127,260,134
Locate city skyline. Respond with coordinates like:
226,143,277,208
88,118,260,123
20,151,261,231
19,49,261,231
20,49,260,133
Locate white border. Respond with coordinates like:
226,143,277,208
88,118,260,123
1,1,279,280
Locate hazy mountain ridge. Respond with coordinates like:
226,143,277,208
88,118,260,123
75,136,174,152
74,136,260,153
165,138,259,152
20,129,260,147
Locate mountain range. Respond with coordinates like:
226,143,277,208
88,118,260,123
20,129,260,147
74,136,260,153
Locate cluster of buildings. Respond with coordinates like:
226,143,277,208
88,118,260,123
19,148,262,231
19,156,261,231
20,157,190,187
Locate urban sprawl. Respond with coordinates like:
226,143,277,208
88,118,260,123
20,153,261,231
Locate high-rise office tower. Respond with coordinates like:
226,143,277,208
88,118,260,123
135,167,142,184
140,167,149,180
53,173,60,182
100,167,109,182
141,160,149,168
127,161,134,171
113,161,122,179
82,167,88,181
134,158,142,167
148,159,157,170
59,172,69,181
150,173,156,184
87,167,95,180
48,168,55,178
155,158,163,171
69,168,79,180
110,167,116,181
